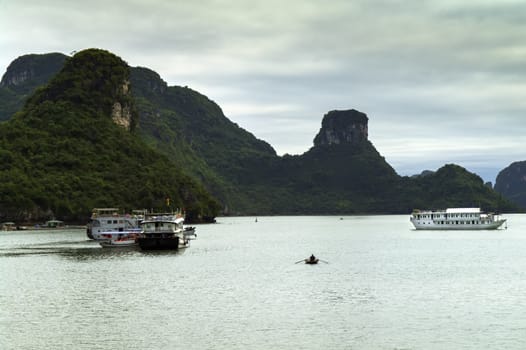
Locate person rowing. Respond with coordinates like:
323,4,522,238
303,254,319,264
295,254,327,264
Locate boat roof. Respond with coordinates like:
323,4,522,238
141,216,184,224
413,208,483,214
446,208,481,213
91,208,120,216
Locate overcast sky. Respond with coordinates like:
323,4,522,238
1,0,525,183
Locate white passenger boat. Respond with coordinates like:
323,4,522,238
410,208,506,230
183,226,197,240
87,208,145,240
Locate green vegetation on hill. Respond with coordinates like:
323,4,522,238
400,164,517,213
130,66,277,211
494,161,526,209
0,49,219,222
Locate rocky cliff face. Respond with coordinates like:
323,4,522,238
0,53,67,121
494,161,526,209
0,53,66,90
111,80,134,130
1,52,137,131
313,109,368,147
0,68,32,87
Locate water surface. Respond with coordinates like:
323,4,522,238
1,215,526,349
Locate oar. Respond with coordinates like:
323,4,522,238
318,259,329,264
295,259,307,264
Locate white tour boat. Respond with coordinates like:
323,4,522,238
410,208,506,230
87,208,146,240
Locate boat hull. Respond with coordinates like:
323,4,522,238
305,259,319,264
137,237,179,250
92,229,142,241
411,219,506,230
100,240,137,248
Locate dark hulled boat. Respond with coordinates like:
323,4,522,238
137,213,189,251
137,233,179,250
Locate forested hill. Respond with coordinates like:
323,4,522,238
0,49,220,222
129,66,277,210
0,50,519,221
494,161,526,209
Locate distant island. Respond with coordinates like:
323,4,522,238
494,161,526,209
0,49,520,223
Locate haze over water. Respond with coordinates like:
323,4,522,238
2,215,526,349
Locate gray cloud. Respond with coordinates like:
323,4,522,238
1,0,525,183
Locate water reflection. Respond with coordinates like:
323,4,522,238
0,237,187,261
60,247,141,261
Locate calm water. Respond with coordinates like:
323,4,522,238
2,215,526,349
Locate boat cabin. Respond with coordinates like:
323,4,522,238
141,215,184,233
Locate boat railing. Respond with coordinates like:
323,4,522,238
91,208,120,218
144,215,177,222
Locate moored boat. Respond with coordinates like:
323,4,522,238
410,208,506,230
137,213,193,250
183,226,197,240
87,208,145,240
1,222,16,231
99,235,138,248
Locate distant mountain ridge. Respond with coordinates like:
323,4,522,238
494,161,526,209
0,53,66,91
129,66,277,211
0,49,519,221
0,53,67,122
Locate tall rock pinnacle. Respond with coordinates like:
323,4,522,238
313,109,368,147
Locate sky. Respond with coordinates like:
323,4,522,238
1,0,525,183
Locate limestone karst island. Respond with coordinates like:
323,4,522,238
0,49,520,225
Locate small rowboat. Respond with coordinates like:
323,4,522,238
304,258,319,264
304,254,319,264
295,255,326,265
99,237,137,248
